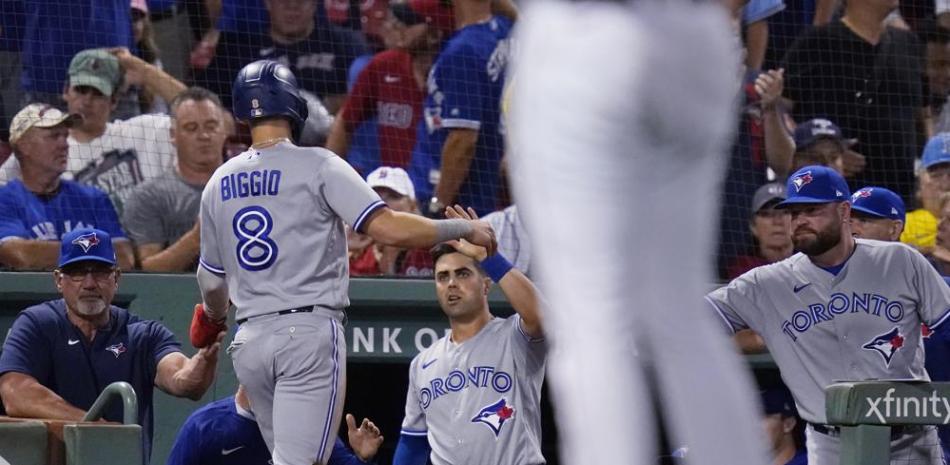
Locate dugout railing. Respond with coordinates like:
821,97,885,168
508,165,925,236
826,380,950,465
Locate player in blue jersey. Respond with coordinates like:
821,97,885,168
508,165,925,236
167,385,383,465
0,228,222,463
0,103,134,270
410,0,513,216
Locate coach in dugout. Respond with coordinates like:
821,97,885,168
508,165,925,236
0,227,223,463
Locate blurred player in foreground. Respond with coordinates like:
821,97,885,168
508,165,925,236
508,0,769,463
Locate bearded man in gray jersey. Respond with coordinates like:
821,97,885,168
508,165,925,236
393,206,545,465
707,165,950,465
190,60,497,465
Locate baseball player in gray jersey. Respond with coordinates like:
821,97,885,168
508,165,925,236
707,165,950,465
393,206,545,465
190,60,497,465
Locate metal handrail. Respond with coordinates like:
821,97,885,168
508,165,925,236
81,382,138,425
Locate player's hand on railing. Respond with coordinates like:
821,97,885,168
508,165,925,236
346,413,384,462
444,205,494,260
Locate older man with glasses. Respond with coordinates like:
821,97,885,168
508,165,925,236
0,227,224,464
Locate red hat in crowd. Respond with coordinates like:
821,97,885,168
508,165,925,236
391,0,456,36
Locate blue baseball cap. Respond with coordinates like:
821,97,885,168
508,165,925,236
922,133,950,170
777,165,851,208
793,118,846,150
58,228,117,268
850,186,906,221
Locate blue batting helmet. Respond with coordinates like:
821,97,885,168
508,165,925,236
232,60,309,141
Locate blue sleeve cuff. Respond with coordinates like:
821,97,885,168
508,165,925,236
393,434,430,465
480,253,513,283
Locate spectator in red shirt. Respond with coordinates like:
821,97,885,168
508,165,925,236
348,166,435,276
727,182,794,279
326,0,452,168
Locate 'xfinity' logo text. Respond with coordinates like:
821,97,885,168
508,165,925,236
865,388,950,424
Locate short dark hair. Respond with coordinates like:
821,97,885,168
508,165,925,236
170,86,223,118
430,243,485,276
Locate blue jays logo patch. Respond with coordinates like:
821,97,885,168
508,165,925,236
853,188,873,200
862,327,904,366
106,343,127,358
471,397,515,437
72,233,100,252
792,172,813,192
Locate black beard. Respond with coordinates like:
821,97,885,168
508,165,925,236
793,223,842,256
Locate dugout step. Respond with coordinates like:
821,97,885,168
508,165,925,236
64,424,142,465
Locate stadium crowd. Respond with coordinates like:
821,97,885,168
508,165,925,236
3,0,950,463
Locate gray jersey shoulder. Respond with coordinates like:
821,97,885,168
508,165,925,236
707,239,950,423
198,143,383,319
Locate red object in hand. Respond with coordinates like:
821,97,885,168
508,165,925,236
190,304,226,348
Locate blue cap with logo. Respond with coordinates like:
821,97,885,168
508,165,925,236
58,228,116,268
922,133,950,170
778,165,851,208
793,118,846,150
850,187,905,221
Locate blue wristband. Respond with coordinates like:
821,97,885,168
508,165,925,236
480,254,513,283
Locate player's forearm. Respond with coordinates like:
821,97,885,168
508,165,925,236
0,372,87,421
763,108,795,177
140,230,201,272
326,114,352,158
197,266,230,320
498,267,544,337
0,239,61,270
434,129,478,205
366,209,440,248
366,209,479,249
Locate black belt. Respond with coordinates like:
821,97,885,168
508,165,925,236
149,4,179,22
809,423,922,440
237,306,314,325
